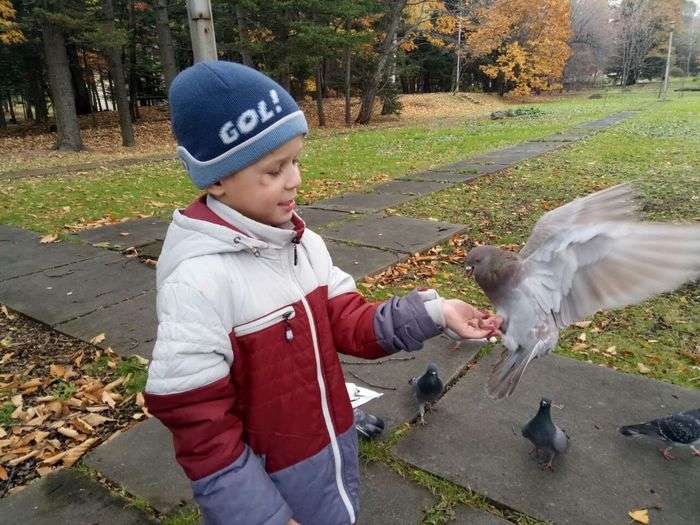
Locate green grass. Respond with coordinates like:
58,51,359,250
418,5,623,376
376,93,700,389
0,87,662,235
50,380,77,400
0,402,15,428
116,356,148,395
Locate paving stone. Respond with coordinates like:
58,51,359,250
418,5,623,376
55,290,157,359
470,142,564,165
0,225,104,282
296,206,355,229
394,351,700,525
358,462,435,524
138,241,163,260
320,215,466,254
326,240,404,281
85,418,192,514
372,179,450,196
0,469,156,525
70,218,169,250
400,164,503,183
309,191,418,213
527,130,592,143
342,336,485,430
453,505,512,525
0,253,155,326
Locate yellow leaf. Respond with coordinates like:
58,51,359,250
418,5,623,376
637,363,651,374
90,333,106,345
62,438,98,468
40,234,59,244
629,509,649,524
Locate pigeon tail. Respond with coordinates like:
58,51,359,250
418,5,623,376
487,344,540,400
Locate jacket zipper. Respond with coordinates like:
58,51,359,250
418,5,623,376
287,246,355,523
234,306,296,337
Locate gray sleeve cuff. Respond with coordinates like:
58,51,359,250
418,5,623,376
192,445,293,525
373,288,444,354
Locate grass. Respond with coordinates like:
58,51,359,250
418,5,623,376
373,92,700,389
0,86,662,235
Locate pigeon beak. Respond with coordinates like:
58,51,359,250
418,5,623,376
464,265,474,277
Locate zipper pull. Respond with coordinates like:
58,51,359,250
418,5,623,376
291,238,299,266
283,311,294,342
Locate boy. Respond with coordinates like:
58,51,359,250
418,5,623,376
144,61,499,525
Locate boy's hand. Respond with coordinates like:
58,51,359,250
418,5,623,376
442,299,502,339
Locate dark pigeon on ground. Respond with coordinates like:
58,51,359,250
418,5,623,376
409,362,444,425
521,398,569,471
463,183,700,399
620,408,700,460
354,408,385,439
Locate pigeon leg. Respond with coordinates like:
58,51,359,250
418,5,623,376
659,447,676,460
528,447,538,457
690,446,700,458
540,450,556,471
418,404,426,425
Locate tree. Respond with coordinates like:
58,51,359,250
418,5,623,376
0,0,24,44
153,0,179,91
466,0,572,96
564,0,614,86
99,0,134,146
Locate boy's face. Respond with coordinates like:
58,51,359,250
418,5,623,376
208,135,304,227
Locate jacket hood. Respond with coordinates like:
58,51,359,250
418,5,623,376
156,195,305,287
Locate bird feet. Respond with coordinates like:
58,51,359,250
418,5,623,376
691,447,700,458
659,447,676,461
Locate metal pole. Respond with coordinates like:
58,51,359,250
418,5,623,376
681,21,696,97
661,30,673,99
187,0,217,63
454,3,462,93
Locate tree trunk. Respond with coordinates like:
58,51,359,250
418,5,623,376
127,2,140,120
0,91,6,128
355,0,406,124
234,2,253,66
7,94,17,123
315,63,325,127
154,0,178,91
66,44,92,115
98,68,110,110
26,61,49,123
107,71,116,110
102,0,135,146
344,47,352,127
42,22,83,150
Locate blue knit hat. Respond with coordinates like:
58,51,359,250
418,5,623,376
169,61,309,189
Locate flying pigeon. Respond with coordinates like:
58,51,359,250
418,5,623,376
409,362,444,424
464,183,700,399
521,398,569,471
620,408,700,460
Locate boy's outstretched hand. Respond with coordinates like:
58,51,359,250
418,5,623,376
442,299,503,340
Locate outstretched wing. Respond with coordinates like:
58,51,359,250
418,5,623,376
522,222,700,328
520,184,640,259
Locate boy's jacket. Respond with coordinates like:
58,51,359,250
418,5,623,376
144,195,443,525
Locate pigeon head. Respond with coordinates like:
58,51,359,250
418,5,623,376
464,245,520,291
426,362,439,375
540,398,552,409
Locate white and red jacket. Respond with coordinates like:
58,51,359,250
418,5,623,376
144,195,445,525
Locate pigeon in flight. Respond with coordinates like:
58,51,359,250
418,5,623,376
464,183,700,399
620,408,700,460
409,362,444,424
521,398,569,471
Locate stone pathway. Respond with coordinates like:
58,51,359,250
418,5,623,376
4,111,685,525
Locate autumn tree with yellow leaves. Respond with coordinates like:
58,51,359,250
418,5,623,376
466,0,572,96
0,0,24,45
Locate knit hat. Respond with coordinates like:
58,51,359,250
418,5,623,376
169,61,309,189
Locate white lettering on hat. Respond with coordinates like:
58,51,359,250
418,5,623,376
218,90,284,145
219,121,240,145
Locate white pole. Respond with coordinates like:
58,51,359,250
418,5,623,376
661,30,673,99
187,0,217,63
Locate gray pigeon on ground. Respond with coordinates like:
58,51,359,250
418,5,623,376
521,398,569,471
620,408,700,460
354,408,385,439
463,183,700,399
409,362,444,424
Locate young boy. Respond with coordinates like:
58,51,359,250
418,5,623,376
144,61,499,525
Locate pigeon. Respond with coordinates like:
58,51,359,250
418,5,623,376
353,408,385,439
620,408,700,460
409,362,444,424
463,183,700,399
521,398,569,471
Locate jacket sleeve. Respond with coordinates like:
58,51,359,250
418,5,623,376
144,281,293,525
326,264,445,359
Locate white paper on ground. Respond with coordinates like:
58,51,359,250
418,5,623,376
345,382,383,408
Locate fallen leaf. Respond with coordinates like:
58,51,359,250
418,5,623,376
89,333,106,345
81,413,114,427
56,427,81,439
8,450,40,466
1,305,16,320
578,333,587,342
72,418,94,435
62,438,98,468
0,465,7,480
36,465,54,477
49,364,67,379
101,390,117,408
629,509,649,524
637,363,651,374
39,234,59,244
606,346,617,356
574,320,592,328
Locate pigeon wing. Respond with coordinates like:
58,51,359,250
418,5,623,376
521,221,700,328
520,183,640,259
